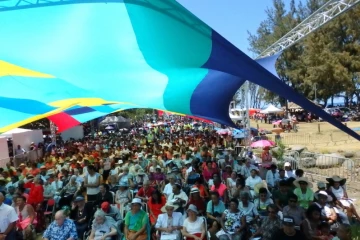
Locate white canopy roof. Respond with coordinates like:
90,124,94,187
1,128,32,138
260,104,283,114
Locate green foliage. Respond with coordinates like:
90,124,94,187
20,118,49,129
113,108,154,120
275,139,286,161
248,0,360,106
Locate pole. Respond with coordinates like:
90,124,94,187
314,83,317,102
49,120,57,146
244,81,251,146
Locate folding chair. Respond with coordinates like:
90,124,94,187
44,198,56,223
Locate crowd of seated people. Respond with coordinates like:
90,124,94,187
0,122,357,240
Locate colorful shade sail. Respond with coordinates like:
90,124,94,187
0,0,359,141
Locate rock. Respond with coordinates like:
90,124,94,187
354,152,360,158
290,145,308,153
353,158,360,167
342,159,355,170
316,154,345,168
343,151,355,158
300,157,316,168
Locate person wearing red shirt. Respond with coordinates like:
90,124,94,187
135,181,155,202
187,187,206,215
147,190,166,225
24,176,45,232
202,161,219,182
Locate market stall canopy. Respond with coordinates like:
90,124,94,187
0,0,359,141
260,105,283,114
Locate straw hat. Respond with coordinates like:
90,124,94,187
294,177,313,188
254,181,269,194
326,175,346,186
160,202,179,213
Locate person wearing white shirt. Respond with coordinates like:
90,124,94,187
0,192,18,239
241,160,253,179
163,175,176,198
266,164,280,190
51,178,64,206
245,168,262,198
284,162,296,178
166,184,188,214
155,203,183,240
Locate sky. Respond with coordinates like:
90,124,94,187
177,0,278,58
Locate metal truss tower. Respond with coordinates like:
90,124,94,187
258,0,360,59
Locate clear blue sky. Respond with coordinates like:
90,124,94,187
177,0,287,58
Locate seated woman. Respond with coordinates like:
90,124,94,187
155,202,183,240
182,204,206,240
148,189,166,226
293,177,314,210
70,196,93,238
238,192,259,233
59,175,80,208
115,182,132,217
301,205,322,240
327,175,360,220
226,172,237,198
124,198,149,240
254,187,273,219
251,204,282,240
217,198,246,240
89,210,117,240
15,195,36,240
187,187,206,216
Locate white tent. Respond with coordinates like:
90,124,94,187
260,104,283,114
0,128,32,138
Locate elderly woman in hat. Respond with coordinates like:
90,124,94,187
115,182,132,217
124,198,149,240
293,177,314,210
89,209,117,240
182,204,206,240
155,202,182,240
327,175,360,220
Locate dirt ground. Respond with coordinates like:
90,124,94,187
251,120,360,152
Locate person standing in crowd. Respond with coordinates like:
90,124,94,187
43,210,78,240
84,165,101,202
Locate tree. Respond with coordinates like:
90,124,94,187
247,0,360,107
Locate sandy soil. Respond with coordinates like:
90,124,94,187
251,120,360,152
